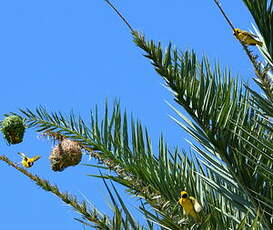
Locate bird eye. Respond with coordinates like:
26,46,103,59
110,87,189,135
182,194,188,198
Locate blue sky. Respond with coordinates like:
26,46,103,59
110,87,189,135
0,0,260,229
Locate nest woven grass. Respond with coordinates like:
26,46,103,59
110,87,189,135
50,139,82,172
1,115,25,145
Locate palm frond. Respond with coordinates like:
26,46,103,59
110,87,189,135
18,102,252,228
18,104,202,227
133,32,273,228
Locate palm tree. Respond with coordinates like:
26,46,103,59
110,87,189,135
1,0,272,229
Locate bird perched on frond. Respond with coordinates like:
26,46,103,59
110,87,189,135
178,191,202,221
17,152,41,168
233,28,263,46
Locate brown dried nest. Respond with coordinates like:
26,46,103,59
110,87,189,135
49,139,82,172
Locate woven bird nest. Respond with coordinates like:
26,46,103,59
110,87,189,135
49,139,82,172
1,115,25,145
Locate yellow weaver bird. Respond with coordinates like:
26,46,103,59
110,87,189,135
233,28,263,46
18,152,41,168
178,191,202,221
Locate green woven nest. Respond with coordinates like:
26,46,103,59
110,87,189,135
1,115,25,144
50,139,82,172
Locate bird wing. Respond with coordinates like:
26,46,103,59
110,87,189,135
30,155,41,163
178,198,182,206
240,30,259,39
189,196,202,213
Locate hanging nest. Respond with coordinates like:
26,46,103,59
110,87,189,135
49,139,82,172
1,115,25,144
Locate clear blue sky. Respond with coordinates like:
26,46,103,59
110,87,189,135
0,0,259,229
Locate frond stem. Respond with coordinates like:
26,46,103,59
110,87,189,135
213,0,235,30
104,0,135,33
0,155,111,229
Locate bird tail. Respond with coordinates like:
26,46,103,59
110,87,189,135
257,40,263,46
17,152,26,158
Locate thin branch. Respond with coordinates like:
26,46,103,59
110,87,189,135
213,0,235,30
104,0,135,33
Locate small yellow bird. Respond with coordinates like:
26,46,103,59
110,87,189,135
178,191,202,221
233,28,263,46
18,152,41,168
